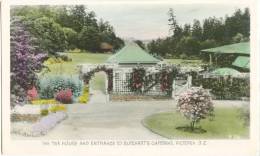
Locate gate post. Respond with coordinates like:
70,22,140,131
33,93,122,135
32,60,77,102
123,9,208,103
172,79,176,99
188,75,192,88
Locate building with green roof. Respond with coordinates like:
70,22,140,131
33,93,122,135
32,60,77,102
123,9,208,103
106,42,160,65
201,42,250,72
232,56,250,70
201,42,250,55
104,42,168,95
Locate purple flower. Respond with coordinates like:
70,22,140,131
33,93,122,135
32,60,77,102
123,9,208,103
31,112,67,136
10,17,48,107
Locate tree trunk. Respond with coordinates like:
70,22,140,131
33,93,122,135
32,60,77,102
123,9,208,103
190,121,195,131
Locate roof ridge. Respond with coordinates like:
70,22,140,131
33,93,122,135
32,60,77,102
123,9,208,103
106,41,160,64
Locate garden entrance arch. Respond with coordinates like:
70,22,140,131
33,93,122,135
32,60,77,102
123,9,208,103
79,64,114,94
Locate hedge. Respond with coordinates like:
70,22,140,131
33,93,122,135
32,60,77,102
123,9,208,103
191,73,249,100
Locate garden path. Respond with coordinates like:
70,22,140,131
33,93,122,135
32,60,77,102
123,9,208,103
12,91,248,140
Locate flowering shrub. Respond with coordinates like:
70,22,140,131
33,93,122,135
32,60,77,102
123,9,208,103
55,89,73,104
27,86,38,101
10,17,48,107
31,99,58,105
78,85,89,103
49,104,66,113
44,57,64,65
40,109,49,116
44,55,72,65
177,87,214,131
129,67,146,93
39,75,82,99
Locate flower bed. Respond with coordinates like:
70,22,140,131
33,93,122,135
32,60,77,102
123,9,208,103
49,104,67,113
55,89,73,104
11,114,41,122
31,99,58,105
38,75,83,99
78,85,89,103
11,112,68,137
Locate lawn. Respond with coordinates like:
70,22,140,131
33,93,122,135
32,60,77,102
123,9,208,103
41,52,111,92
45,53,204,75
45,52,112,75
143,107,249,139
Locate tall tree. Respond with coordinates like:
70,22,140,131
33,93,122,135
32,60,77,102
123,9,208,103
148,7,250,58
192,20,203,41
28,16,67,55
183,24,191,37
70,5,87,33
78,26,101,52
168,8,178,34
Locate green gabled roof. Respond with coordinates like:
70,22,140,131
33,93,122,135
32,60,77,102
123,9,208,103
106,42,160,64
232,56,250,69
211,67,241,76
201,42,250,55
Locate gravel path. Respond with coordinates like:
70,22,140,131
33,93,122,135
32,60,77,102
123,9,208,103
12,91,249,140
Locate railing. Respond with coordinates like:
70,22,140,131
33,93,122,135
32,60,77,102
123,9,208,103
172,75,192,99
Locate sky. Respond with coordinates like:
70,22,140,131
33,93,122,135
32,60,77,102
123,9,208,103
87,3,249,40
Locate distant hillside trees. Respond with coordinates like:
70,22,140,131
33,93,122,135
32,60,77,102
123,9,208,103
147,8,250,59
11,5,124,55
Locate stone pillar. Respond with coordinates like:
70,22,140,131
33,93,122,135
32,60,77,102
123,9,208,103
209,54,212,65
172,80,176,99
188,75,192,88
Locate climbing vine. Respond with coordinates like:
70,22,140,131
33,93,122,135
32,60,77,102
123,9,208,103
160,66,178,95
80,64,179,96
129,65,179,95
129,67,146,93
81,65,113,93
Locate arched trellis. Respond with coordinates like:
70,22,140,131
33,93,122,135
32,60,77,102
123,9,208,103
80,65,113,93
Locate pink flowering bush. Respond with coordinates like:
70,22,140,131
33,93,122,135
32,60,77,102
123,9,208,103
177,87,214,131
27,86,38,101
55,89,73,104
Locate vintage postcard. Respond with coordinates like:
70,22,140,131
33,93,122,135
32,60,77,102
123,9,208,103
1,0,259,155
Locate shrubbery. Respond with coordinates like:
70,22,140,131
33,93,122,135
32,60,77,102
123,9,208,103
192,74,250,100
38,75,83,99
40,109,49,116
44,54,72,65
177,87,214,131
10,17,48,107
49,104,67,113
78,85,89,103
27,86,38,101
31,99,58,105
55,89,73,104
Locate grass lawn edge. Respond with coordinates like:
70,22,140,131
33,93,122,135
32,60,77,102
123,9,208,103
141,117,172,139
